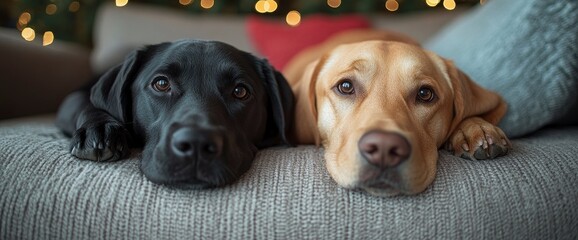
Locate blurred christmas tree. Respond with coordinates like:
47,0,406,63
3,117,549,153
1,0,477,47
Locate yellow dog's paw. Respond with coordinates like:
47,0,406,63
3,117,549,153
445,117,511,160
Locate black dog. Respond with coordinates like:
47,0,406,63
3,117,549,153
56,40,293,188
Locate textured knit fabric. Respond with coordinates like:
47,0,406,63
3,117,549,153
1,116,577,239
425,0,578,138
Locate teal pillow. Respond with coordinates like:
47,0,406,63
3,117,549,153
425,0,578,138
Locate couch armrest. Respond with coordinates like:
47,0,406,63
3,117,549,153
0,28,92,119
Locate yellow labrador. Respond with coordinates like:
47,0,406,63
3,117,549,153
284,30,511,196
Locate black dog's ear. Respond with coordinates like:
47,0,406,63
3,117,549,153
251,56,295,147
89,46,155,124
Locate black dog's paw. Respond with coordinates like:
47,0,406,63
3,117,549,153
70,121,130,162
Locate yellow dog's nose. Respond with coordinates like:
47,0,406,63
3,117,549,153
358,130,411,169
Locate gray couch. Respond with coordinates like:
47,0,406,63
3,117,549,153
1,2,577,239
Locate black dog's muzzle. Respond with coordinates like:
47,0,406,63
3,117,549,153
140,110,252,188
170,127,224,161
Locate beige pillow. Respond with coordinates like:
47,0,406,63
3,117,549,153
91,3,254,73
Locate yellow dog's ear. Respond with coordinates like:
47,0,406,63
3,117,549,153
444,59,508,134
289,59,326,146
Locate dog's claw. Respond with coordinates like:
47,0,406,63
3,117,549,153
486,135,494,145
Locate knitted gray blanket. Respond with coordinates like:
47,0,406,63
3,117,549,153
1,117,577,239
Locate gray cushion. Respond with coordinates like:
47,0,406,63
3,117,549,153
1,117,577,239
425,0,578,138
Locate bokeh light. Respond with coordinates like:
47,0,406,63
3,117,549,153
21,27,35,41
200,0,214,9
46,4,57,15
68,1,80,12
426,0,440,7
267,0,278,12
443,0,456,10
327,0,341,8
43,31,54,46
286,10,301,26
255,0,277,13
179,0,193,6
18,12,31,25
116,0,128,7
255,0,266,13
385,0,399,11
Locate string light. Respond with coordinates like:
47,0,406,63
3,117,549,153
385,0,399,11
17,12,31,30
327,0,341,8
15,0,474,46
21,27,35,41
179,0,193,6
18,12,31,25
43,31,54,46
255,0,277,13
46,4,57,15
68,1,80,12
267,0,277,12
286,10,301,26
200,0,214,9
425,0,440,7
443,0,456,10
255,0,266,13
115,0,128,7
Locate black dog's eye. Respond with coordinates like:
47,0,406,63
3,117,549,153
337,80,355,95
152,77,171,92
417,86,436,103
233,84,250,100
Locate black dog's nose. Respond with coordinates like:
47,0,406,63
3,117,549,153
171,127,223,159
358,130,411,168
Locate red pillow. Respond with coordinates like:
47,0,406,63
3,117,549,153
246,15,371,70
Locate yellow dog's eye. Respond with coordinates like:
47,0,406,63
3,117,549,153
337,80,355,95
152,76,171,92
417,87,435,103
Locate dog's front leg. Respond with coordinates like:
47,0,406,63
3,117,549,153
56,91,130,162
